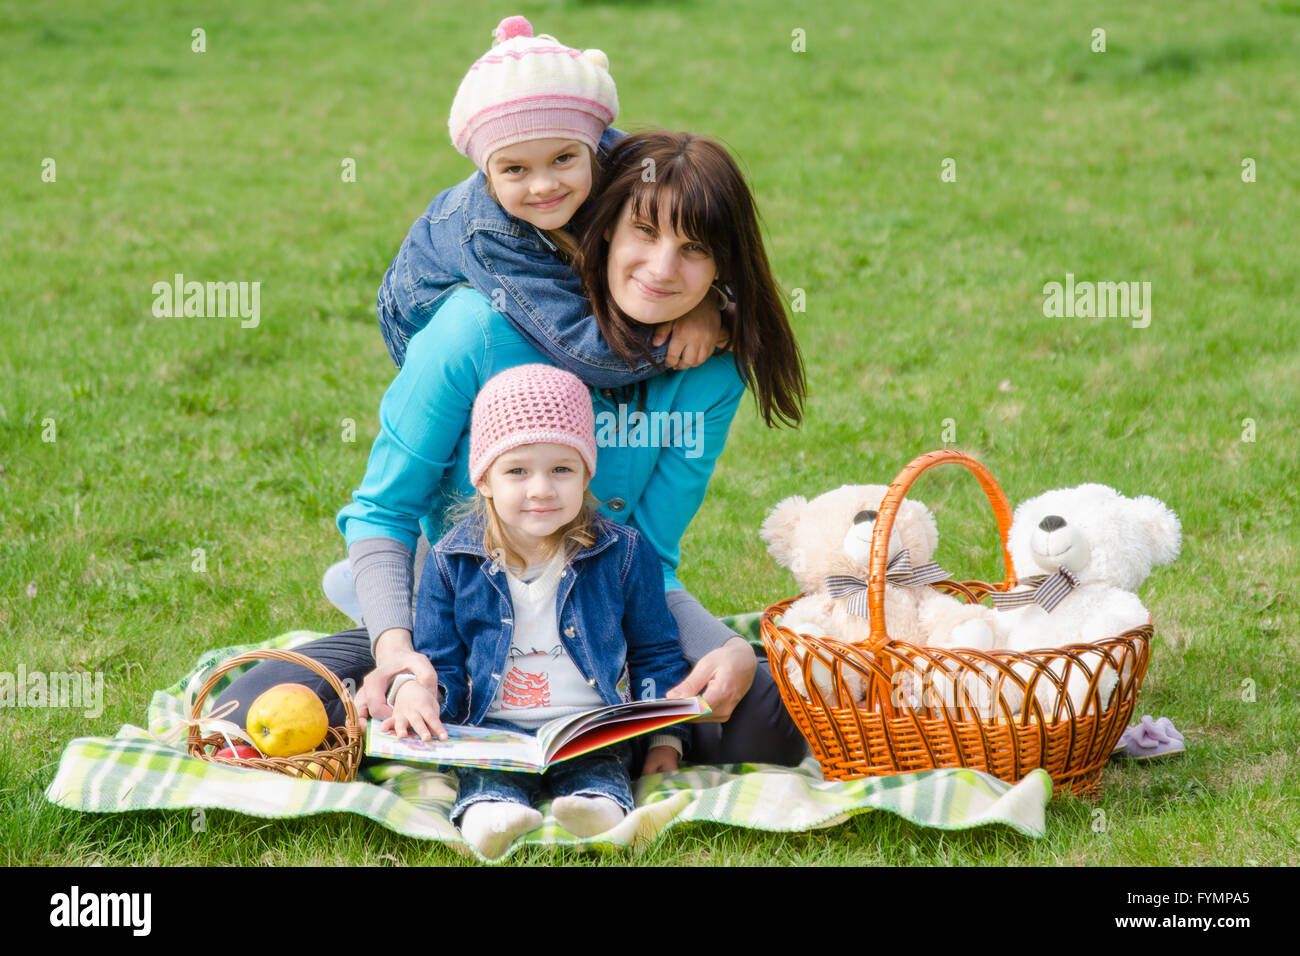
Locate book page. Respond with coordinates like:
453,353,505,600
364,719,543,772
539,698,709,763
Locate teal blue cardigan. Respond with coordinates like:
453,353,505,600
337,285,747,593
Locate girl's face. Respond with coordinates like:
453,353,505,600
485,139,593,231
605,197,718,326
477,443,587,561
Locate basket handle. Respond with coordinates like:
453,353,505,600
185,648,360,752
866,450,1018,650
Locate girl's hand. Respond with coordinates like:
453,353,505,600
380,680,447,742
355,629,440,721
663,637,757,722
652,295,722,369
641,745,679,776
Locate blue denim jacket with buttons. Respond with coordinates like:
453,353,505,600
377,127,670,387
413,510,692,748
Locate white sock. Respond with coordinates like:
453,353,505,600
458,801,543,859
552,794,626,837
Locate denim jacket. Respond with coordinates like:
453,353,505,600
377,127,669,387
413,510,692,747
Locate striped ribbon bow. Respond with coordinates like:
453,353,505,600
825,550,951,618
989,567,1080,613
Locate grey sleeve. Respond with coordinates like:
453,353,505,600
348,536,415,654
664,588,742,666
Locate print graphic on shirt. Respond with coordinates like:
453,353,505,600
501,645,565,710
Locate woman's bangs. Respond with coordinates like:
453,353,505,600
628,163,724,253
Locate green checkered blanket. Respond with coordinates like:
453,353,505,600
45,629,1052,861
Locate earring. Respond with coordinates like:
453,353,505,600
711,281,733,311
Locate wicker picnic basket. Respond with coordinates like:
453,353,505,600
760,450,1151,799
186,648,363,783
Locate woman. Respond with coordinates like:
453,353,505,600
218,131,807,766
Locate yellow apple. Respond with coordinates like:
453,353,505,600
245,683,330,758
288,760,337,782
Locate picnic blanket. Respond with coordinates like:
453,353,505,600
45,629,1053,861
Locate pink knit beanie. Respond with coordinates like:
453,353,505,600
448,15,619,170
469,364,598,485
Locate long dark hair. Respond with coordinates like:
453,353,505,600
576,131,805,428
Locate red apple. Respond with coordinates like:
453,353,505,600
212,744,262,761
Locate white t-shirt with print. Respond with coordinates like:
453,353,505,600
484,552,605,730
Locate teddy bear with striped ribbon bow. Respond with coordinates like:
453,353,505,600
761,484,997,706
989,483,1182,719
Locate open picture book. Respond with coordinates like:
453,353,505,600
365,696,711,773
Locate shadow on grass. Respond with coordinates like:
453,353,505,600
1056,32,1291,85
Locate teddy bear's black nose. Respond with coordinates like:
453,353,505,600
854,510,878,525
1038,515,1067,532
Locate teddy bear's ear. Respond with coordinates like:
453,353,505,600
1006,494,1044,573
896,499,939,562
1133,495,1182,566
759,495,808,568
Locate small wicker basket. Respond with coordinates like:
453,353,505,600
186,648,363,783
760,450,1151,799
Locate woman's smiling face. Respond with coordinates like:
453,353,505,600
605,197,717,326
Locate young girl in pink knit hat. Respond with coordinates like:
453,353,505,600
381,363,692,859
378,15,725,382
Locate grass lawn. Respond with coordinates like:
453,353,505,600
2,0,1297,866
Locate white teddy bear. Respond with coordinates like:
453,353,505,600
990,483,1181,719
760,484,996,706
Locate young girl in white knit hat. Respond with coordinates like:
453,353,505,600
381,363,692,859
377,15,725,381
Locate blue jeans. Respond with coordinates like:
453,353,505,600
452,732,635,824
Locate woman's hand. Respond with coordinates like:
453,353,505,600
664,636,757,722
380,680,447,742
355,628,440,721
641,744,680,776
652,294,723,369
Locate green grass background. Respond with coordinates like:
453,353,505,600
2,0,1297,865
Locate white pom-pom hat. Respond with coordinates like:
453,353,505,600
448,15,618,170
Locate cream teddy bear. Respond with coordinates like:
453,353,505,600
990,483,1181,719
760,484,996,706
